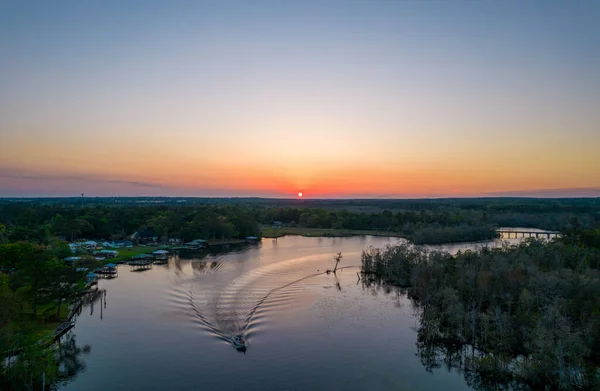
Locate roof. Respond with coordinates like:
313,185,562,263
64,257,81,262
185,239,207,245
105,263,117,268
134,229,156,239
132,254,153,259
152,250,169,255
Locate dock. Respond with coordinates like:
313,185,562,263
497,229,560,239
129,259,153,271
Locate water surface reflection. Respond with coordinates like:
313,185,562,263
61,236,501,391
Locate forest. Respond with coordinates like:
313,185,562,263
1,197,597,245
0,197,598,389
360,228,600,390
0,241,90,390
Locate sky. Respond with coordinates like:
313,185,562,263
1,0,599,198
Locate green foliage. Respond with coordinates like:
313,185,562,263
0,242,88,387
361,239,600,390
4,198,597,246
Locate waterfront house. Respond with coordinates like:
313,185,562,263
86,273,99,282
131,230,158,244
83,240,99,249
103,240,133,248
69,240,100,253
184,239,207,249
94,249,119,258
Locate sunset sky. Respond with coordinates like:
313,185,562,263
1,1,599,198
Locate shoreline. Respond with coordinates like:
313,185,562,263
260,227,404,239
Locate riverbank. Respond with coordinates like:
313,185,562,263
261,226,403,238
26,305,71,340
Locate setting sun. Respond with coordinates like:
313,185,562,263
298,192,303,198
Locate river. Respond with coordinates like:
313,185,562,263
60,235,528,391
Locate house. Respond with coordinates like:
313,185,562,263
245,236,260,241
272,221,283,228
131,230,158,244
82,240,99,250
86,273,99,283
184,239,207,249
93,249,118,258
168,238,183,245
69,240,99,253
103,240,133,248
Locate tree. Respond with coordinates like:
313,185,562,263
0,223,7,244
9,243,54,315
47,261,84,318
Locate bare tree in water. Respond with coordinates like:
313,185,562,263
333,252,342,273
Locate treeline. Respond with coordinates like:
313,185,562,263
0,241,82,319
3,197,599,214
0,205,262,243
361,230,600,390
0,241,89,389
0,198,597,245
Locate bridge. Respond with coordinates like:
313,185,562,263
496,229,560,239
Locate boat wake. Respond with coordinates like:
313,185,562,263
171,251,359,347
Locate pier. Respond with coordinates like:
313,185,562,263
497,229,560,239
129,259,153,271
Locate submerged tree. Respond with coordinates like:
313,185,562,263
333,252,342,273
361,239,600,390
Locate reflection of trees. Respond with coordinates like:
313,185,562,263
360,280,530,391
360,277,405,308
416,317,531,391
361,241,600,390
51,333,91,390
0,333,90,391
71,288,105,320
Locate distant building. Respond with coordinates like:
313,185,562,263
184,239,207,249
69,240,99,253
103,240,133,248
93,249,118,258
272,221,283,228
131,230,158,244
168,238,183,245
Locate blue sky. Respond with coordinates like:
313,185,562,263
1,1,599,197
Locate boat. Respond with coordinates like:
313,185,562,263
231,334,248,350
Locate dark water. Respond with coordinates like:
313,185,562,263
60,236,508,391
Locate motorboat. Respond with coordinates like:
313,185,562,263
231,334,248,350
